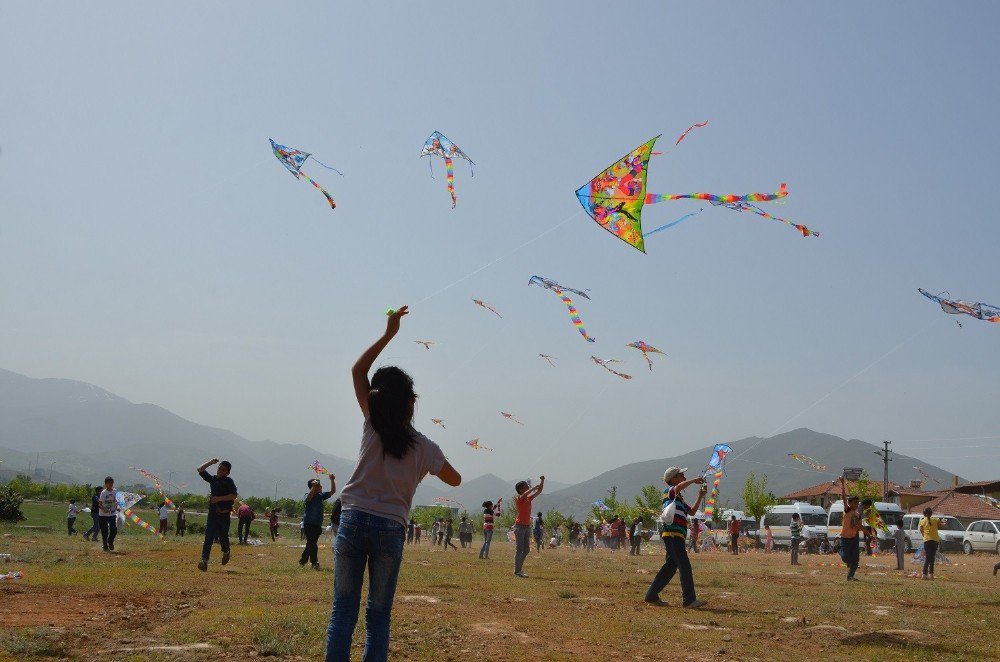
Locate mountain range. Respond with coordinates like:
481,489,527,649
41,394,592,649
0,368,962,515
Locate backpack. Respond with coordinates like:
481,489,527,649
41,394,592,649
659,490,678,530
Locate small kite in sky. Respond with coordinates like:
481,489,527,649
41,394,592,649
420,131,474,208
466,438,493,451
626,340,666,371
591,356,632,380
431,418,447,429
576,134,816,253
500,411,524,425
913,466,941,485
919,288,1000,324
788,453,826,472
472,299,502,318
307,460,331,475
528,276,595,342
433,496,467,510
414,340,435,350
269,138,342,209
539,354,557,367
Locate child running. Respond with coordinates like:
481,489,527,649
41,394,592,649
513,477,545,577
97,476,119,552
196,458,238,572
644,466,707,609
326,306,462,662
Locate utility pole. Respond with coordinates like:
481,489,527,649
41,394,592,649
874,441,892,500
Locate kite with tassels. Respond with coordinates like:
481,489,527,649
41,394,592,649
539,354,557,367
576,134,817,253
591,356,632,381
129,466,176,510
420,131,474,208
702,444,732,518
919,288,1000,324
269,138,342,209
472,299,502,318
307,460,331,476
500,411,524,425
466,438,493,451
528,276,595,343
788,453,827,472
626,341,665,371
863,503,889,534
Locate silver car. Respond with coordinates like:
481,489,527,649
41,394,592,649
962,520,1000,555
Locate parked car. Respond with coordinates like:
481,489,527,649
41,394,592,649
828,500,904,551
962,520,1000,555
760,503,828,549
900,514,965,552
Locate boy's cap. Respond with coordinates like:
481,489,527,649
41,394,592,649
662,466,688,483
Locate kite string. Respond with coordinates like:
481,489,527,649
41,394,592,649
728,319,934,468
411,209,582,307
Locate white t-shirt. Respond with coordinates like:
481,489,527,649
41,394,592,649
340,419,446,527
98,489,118,517
159,505,169,520
67,503,79,518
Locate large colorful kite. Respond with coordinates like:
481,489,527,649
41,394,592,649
269,138,341,209
528,276,595,342
466,438,493,451
591,356,632,380
702,444,732,518
626,341,665,371
575,135,816,252
788,453,826,472
307,460,331,476
919,288,1000,324
420,131,474,208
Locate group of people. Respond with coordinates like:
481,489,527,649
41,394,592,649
68,478,188,550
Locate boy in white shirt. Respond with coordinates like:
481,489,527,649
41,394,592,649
67,499,79,536
98,477,119,551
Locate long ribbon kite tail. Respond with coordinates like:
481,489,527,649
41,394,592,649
123,507,164,539
720,202,818,237
646,183,788,205
553,287,595,342
642,209,703,237
444,157,456,208
702,470,723,517
300,169,336,210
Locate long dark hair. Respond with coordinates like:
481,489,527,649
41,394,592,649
369,366,418,460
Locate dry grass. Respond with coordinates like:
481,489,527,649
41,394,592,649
2,505,998,660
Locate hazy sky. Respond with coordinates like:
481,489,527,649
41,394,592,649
2,2,999,483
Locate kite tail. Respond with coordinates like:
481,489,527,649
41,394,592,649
554,288,595,342
645,183,788,205
724,202,818,237
300,169,337,210
642,209,703,237
643,353,653,371
702,470,723,517
123,507,164,539
445,157,456,208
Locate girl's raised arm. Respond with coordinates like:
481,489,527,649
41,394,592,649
352,306,409,417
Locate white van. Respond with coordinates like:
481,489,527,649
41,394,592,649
900,513,965,552
828,500,904,550
760,503,828,549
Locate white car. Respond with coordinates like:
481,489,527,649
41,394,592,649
900,514,965,553
962,520,1000,555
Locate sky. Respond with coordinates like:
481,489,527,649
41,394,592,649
2,2,999,483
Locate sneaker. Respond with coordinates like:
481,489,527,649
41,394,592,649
102,546,109,552
644,597,669,607
683,599,707,609
299,560,307,567
515,572,527,578
312,563,321,571
221,552,230,566
198,559,207,572
993,565,998,577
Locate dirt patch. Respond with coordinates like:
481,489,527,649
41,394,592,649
0,585,182,629
470,621,530,643
398,595,440,604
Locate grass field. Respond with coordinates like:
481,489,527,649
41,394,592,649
2,502,998,661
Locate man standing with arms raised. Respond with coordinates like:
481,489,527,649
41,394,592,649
196,458,237,572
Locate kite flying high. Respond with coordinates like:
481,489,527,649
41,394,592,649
420,131,474,208
528,276,595,342
269,138,342,209
591,356,632,380
626,341,665,371
919,288,1000,324
575,134,816,253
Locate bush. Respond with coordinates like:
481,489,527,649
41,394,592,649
187,521,206,534
0,486,26,523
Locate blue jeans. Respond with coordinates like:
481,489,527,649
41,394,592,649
326,510,405,662
479,529,494,558
84,513,100,539
202,514,231,561
646,536,697,606
514,524,531,574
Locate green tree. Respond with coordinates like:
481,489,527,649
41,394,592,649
848,472,881,502
636,484,663,527
0,485,26,523
741,472,780,524
543,508,567,537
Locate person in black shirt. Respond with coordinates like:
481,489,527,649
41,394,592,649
196,458,237,572
83,486,101,541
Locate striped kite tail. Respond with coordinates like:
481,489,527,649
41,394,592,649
555,288,595,342
445,157,456,208
300,169,336,210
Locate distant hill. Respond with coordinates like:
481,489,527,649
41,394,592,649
539,429,961,518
